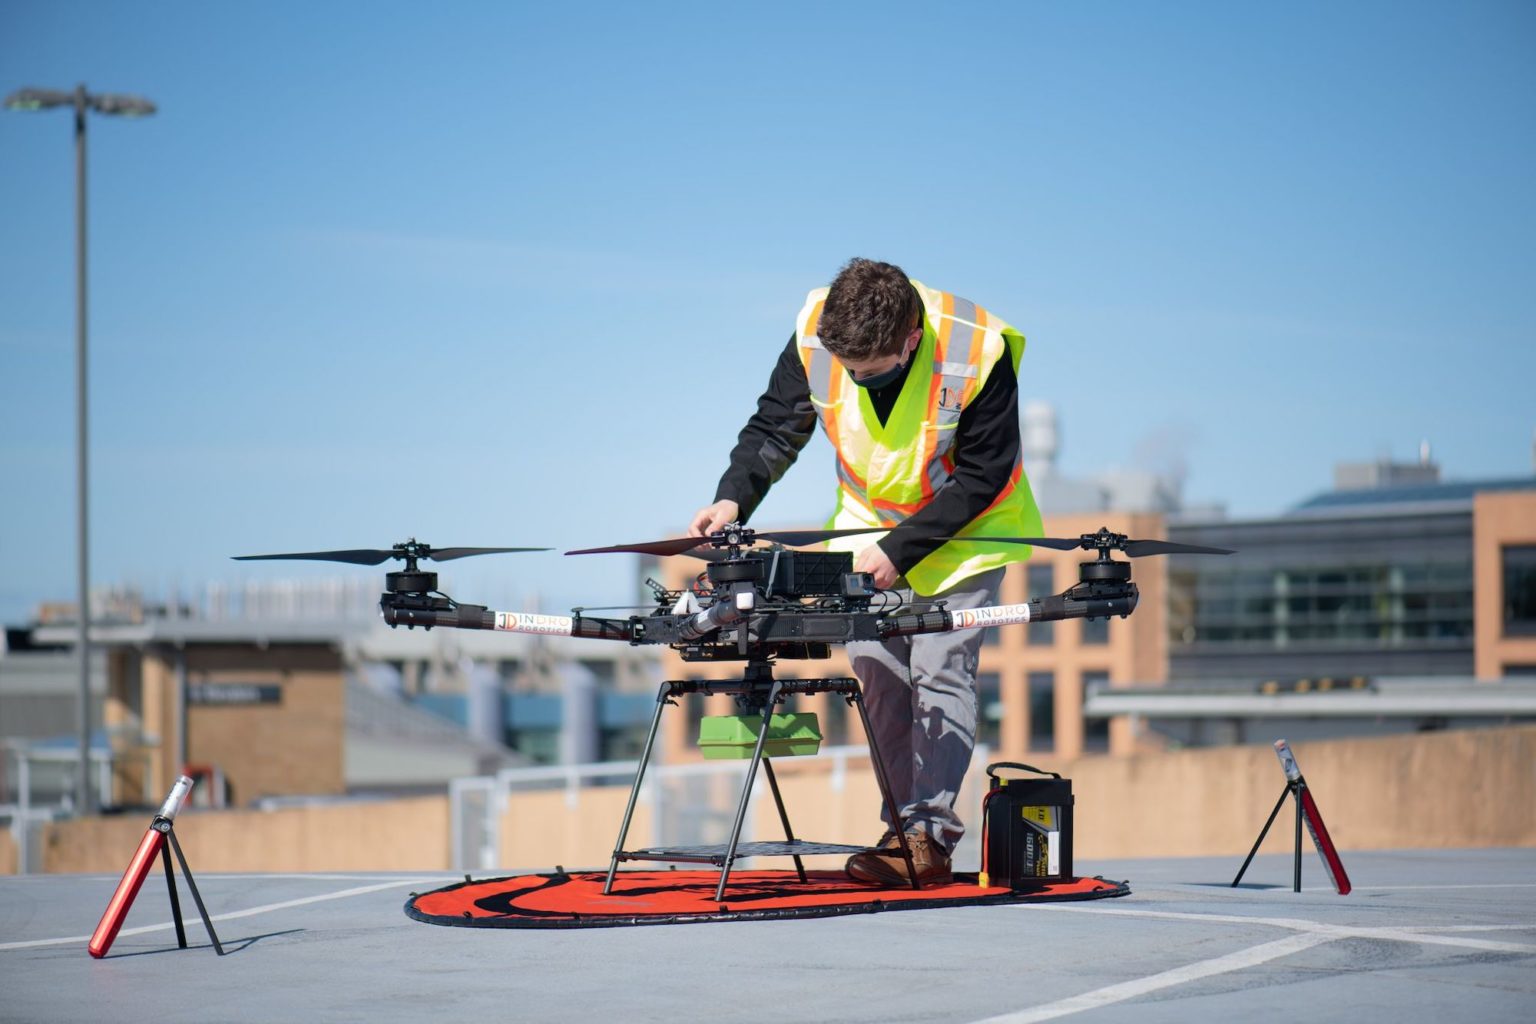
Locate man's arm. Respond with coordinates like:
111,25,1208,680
879,355,1020,575
708,334,818,525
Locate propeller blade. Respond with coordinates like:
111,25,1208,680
428,546,551,561
753,527,888,546
1121,539,1235,557
232,548,396,565
566,537,709,557
935,536,1085,551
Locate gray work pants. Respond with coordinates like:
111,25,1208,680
846,567,1003,853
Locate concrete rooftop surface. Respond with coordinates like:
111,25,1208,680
2,848,1534,1023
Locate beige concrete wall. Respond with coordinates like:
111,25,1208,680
1068,726,1536,857
35,727,1534,876
0,830,17,875
42,796,448,874
500,785,652,871
493,726,1536,871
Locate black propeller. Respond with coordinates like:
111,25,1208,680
937,528,1233,558
234,539,550,566
1119,538,1233,557
567,525,885,557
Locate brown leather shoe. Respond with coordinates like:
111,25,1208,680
846,830,953,887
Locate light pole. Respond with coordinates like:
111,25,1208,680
5,84,156,815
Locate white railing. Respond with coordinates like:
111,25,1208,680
1,745,153,873
449,744,992,873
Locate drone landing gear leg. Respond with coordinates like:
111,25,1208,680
713,680,785,903
760,758,807,884
850,686,920,891
603,682,671,896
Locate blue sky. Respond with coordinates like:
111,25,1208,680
2,1,1534,623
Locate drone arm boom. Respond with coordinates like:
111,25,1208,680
879,586,1138,638
380,598,636,640
489,611,636,641
381,602,495,631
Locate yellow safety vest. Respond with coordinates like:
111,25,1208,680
795,280,1043,595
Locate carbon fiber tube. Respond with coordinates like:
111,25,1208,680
879,589,1138,638
570,616,636,641
878,609,952,638
380,603,494,630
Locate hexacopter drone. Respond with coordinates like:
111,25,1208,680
237,525,1230,899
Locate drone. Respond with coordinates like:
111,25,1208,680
236,524,1232,899
234,525,1233,659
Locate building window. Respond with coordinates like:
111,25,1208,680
1025,564,1055,644
1081,615,1110,645
1083,671,1110,753
1169,560,1474,650
504,693,563,764
976,671,1002,749
508,728,560,764
599,727,648,762
1504,546,1536,637
1027,671,1054,751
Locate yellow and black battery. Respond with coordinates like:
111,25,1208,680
979,762,1074,889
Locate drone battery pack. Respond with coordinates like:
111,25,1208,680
762,550,854,598
697,713,822,759
979,762,1074,889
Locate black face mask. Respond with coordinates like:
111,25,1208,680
851,355,909,390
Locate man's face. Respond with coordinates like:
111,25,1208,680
842,325,923,383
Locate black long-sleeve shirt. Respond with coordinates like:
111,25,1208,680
714,333,1021,575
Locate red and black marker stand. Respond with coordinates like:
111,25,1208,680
1231,740,1352,895
88,776,225,958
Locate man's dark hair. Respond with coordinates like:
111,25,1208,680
816,258,920,360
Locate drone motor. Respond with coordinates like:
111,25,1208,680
385,569,438,595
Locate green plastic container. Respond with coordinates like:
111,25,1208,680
697,713,823,759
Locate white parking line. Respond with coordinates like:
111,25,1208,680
1285,883,1536,893
1351,883,1536,890
1338,927,1536,954
1173,882,1536,894
969,933,1333,1024
1024,904,1536,952
963,901,1536,1023
0,876,445,952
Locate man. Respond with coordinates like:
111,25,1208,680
689,258,1043,886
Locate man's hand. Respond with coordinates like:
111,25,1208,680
854,543,900,590
687,499,740,538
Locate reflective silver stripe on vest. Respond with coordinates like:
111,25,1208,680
835,459,879,515
805,329,873,506
804,336,836,407
949,295,978,327
926,301,988,491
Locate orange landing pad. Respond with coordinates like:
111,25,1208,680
405,870,1130,929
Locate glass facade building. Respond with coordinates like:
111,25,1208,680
1167,480,1534,682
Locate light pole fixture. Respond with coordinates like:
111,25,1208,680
5,84,157,816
